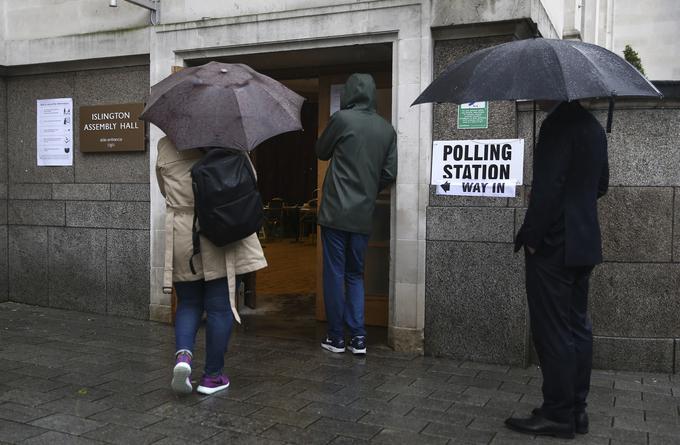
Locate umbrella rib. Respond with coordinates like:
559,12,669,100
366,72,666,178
568,44,615,99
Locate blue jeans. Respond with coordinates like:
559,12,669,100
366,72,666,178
174,277,232,376
321,226,369,340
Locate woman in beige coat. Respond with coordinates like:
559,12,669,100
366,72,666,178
156,136,267,395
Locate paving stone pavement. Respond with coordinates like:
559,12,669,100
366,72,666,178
0,302,679,445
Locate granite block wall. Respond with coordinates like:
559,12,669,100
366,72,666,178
427,36,680,372
3,65,150,318
0,76,7,302
425,36,531,367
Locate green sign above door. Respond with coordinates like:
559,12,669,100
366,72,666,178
457,101,489,129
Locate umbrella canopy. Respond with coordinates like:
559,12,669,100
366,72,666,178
140,61,304,151
413,38,662,105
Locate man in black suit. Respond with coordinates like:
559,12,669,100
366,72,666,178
506,100,609,439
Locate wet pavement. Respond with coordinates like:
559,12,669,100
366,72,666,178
0,301,679,444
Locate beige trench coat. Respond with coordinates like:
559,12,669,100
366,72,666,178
155,137,267,322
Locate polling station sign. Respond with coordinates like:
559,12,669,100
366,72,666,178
431,139,524,198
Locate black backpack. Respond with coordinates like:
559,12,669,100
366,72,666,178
189,149,263,274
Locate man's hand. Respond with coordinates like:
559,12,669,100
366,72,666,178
526,246,536,255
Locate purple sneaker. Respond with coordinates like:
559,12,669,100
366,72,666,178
171,351,193,395
196,374,230,395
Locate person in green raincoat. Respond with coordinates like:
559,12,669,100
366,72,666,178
316,73,397,355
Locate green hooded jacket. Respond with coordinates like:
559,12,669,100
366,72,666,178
316,73,398,234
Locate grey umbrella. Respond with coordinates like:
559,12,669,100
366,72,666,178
413,38,662,134
140,62,304,151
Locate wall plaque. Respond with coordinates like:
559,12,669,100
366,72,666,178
79,103,145,152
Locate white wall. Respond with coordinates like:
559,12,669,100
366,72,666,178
610,0,680,80
1,0,148,41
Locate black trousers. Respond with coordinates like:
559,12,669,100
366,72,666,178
525,245,594,423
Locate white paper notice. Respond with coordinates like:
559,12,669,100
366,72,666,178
37,98,73,166
431,139,524,198
330,84,344,116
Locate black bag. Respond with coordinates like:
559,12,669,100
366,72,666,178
189,149,263,274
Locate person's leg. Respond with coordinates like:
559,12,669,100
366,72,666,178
525,249,577,424
321,226,347,350
202,277,232,375
344,232,369,347
571,266,594,416
172,280,205,394
197,277,232,395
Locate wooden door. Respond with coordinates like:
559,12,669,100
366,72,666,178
315,72,392,327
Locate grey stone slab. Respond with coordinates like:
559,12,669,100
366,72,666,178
203,430,286,445
6,74,75,184
48,227,107,314
0,78,6,186
596,108,680,187
0,200,6,226
143,418,222,442
425,241,528,366
29,413,104,435
0,418,46,443
9,184,52,200
299,401,368,421
73,67,149,184
593,336,675,373
308,417,381,440
433,37,516,142
358,412,429,432
65,201,149,229
21,431,105,445
84,424,165,445
0,402,53,423
427,207,515,242
590,263,680,338
422,421,495,443
249,406,320,428
260,423,336,445
599,187,674,262
8,226,49,305
52,184,109,201
110,184,149,202
0,227,7,302
674,188,680,262
39,397,110,418
106,230,149,319
8,200,65,226
0,184,7,200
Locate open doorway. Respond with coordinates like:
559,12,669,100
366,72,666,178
186,43,393,344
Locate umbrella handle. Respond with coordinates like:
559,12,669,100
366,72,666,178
606,95,616,134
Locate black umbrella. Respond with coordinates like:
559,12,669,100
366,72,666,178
413,38,662,134
140,61,304,151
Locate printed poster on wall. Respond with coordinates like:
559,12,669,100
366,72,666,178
37,98,73,166
330,84,344,116
457,101,489,129
431,139,524,198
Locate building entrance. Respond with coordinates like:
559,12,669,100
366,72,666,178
186,43,393,344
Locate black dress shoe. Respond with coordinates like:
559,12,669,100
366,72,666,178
505,413,575,439
574,411,589,434
532,408,588,434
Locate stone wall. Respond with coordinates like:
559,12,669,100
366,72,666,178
426,34,680,372
0,76,7,302
425,36,531,367
3,65,150,318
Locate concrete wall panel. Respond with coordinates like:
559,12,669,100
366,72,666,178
7,74,75,184
590,263,680,338
107,230,149,319
599,187,674,262
425,241,528,365
8,226,49,306
593,336,675,374
48,227,107,314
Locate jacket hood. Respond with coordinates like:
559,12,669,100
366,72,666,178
340,73,377,111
